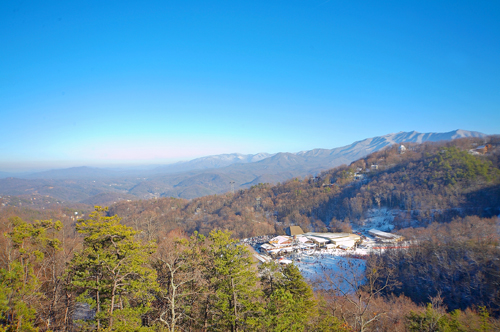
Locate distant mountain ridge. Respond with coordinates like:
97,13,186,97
0,129,489,203
293,129,487,169
9,129,487,180
22,166,133,180
151,152,274,174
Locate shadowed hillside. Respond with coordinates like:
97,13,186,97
105,136,500,239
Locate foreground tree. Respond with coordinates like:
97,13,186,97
264,288,310,331
203,230,262,331
67,207,157,331
0,217,61,332
261,262,349,332
406,296,494,332
153,232,206,332
262,264,316,331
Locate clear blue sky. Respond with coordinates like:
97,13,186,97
1,0,499,171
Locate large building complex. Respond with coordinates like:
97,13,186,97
260,231,362,255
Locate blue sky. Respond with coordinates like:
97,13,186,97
1,0,499,171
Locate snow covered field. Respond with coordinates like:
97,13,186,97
273,241,404,289
293,252,366,292
353,207,398,233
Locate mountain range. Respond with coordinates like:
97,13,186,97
0,129,488,204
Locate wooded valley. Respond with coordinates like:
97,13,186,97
1,136,499,331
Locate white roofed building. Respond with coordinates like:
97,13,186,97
306,236,330,248
330,238,356,248
368,229,403,242
296,236,314,244
269,235,293,247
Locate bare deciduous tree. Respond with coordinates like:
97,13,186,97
153,233,206,332
320,255,398,332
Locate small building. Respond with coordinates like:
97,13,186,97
319,233,360,248
354,173,364,180
295,236,313,244
286,226,304,236
253,253,272,263
368,229,403,242
269,235,293,247
331,238,356,248
259,243,275,252
371,165,379,170
399,145,407,154
470,144,497,155
306,236,330,248
473,144,491,155
313,232,361,242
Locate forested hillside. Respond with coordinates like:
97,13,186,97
106,136,500,239
0,130,486,204
374,215,500,313
1,136,500,331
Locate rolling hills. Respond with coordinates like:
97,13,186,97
0,129,488,205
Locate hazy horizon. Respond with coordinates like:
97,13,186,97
1,1,499,173
0,128,493,173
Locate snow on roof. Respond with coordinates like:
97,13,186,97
297,243,316,249
269,235,292,244
306,236,330,243
368,229,402,240
332,238,356,244
253,254,272,263
297,237,313,243
318,233,352,239
303,232,361,241
324,232,349,237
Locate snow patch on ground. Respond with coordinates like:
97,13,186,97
353,207,398,233
293,253,366,292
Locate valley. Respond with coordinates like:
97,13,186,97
0,130,487,206
1,133,499,331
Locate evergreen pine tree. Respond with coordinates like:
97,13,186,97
263,263,317,332
0,217,62,332
67,207,157,331
203,230,262,332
